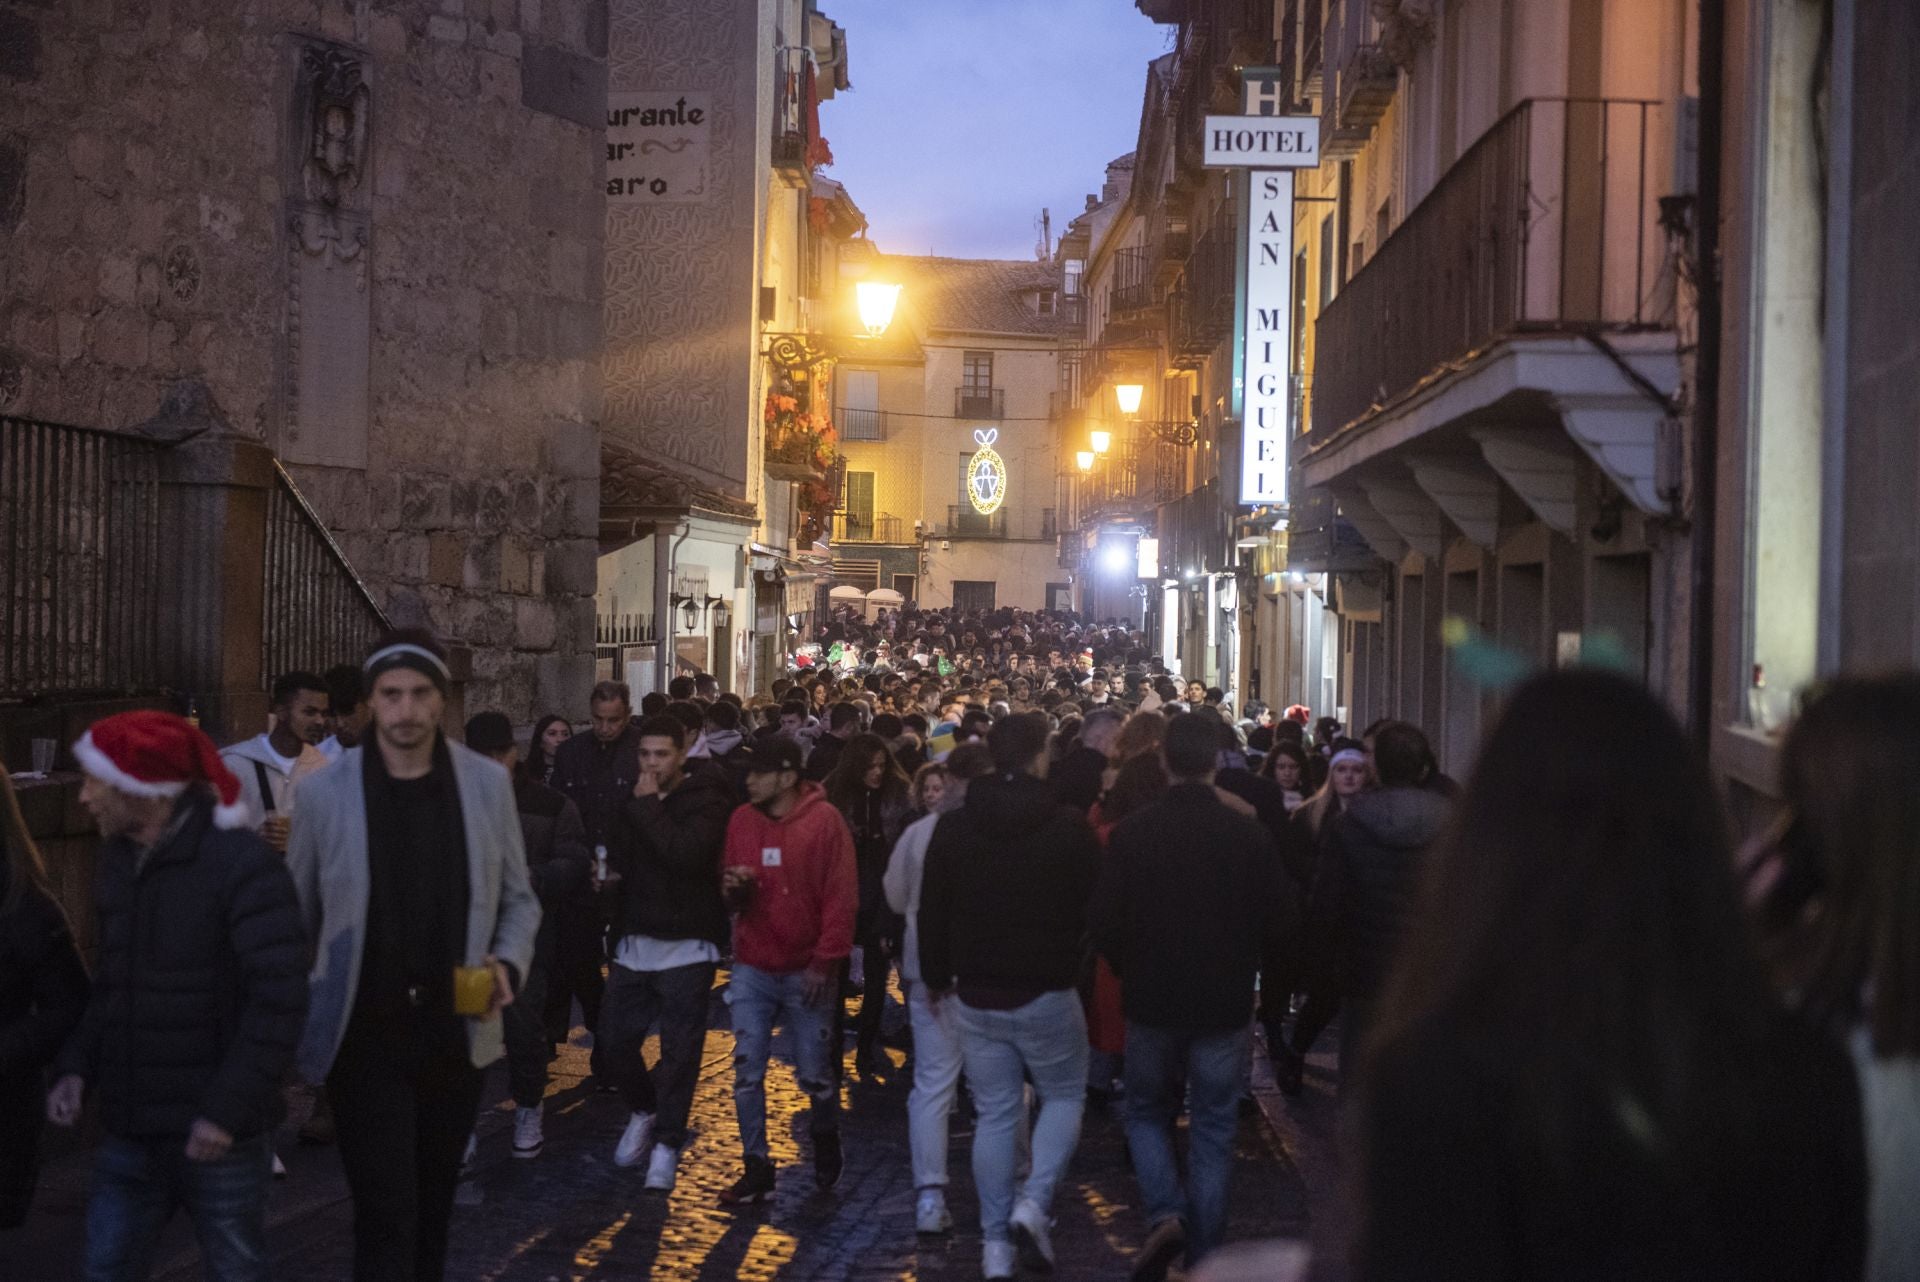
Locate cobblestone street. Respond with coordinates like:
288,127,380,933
6,974,1317,1281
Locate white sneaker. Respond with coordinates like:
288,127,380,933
271,1152,287,1180
644,1143,679,1192
1011,1197,1056,1272
512,1104,544,1159
982,1240,1018,1281
460,1131,478,1177
614,1111,656,1168
915,1188,953,1235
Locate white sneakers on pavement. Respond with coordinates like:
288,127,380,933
1010,1198,1056,1273
512,1104,544,1160
271,1152,286,1180
915,1188,953,1235
982,1239,1018,1281
460,1131,479,1178
644,1142,679,1192
614,1111,656,1168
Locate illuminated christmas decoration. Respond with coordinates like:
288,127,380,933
966,428,1007,516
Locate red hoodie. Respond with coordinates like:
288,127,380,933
723,782,857,976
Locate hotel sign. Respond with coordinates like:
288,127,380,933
1203,74,1318,507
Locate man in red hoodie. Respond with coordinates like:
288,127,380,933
718,736,857,1205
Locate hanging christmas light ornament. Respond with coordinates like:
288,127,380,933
966,428,1007,516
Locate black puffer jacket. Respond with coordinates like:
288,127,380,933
919,772,1101,996
549,726,641,848
1306,786,1451,1006
606,767,733,950
0,864,89,1226
54,794,308,1141
514,776,592,959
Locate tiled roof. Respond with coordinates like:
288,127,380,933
879,254,1073,338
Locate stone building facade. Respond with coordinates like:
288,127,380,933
0,0,605,725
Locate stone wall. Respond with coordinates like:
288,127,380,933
0,0,606,725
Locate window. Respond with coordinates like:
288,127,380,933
843,471,875,539
1063,258,1084,296
838,368,882,440
1037,289,1057,316
952,581,997,613
1318,215,1336,305
962,350,994,394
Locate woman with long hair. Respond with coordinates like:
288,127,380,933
1258,740,1311,812
824,733,914,1075
1353,670,1865,1281
521,714,572,787
0,767,89,1229
1778,674,1920,1282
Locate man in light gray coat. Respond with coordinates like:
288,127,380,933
287,630,539,1282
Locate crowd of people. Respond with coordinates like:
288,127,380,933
0,601,1914,1282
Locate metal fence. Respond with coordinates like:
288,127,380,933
1,416,167,699
831,512,904,543
1313,97,1664,435
261,462,390,685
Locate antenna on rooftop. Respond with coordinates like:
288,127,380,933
1035,208,1053,261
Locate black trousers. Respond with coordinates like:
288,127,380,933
545,906,606,1049
595,960,716,1148
328,1018,484,1282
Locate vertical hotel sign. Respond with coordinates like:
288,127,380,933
1204,74,1317,506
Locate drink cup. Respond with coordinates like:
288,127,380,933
31,738,56,775
453,965,495,1017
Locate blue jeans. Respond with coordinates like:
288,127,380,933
728,964,839,1162
85,1131,273,1282
1123,1022,1252,1265
952,990,1089,1244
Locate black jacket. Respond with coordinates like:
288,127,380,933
1094,782,1293,1032
1306,786,1451,1005
606,767,733,949
1051,745,1109,814
1215,766,1293,855
55,794,308,1141
0,865,89,1224
919,772,1100,997
549,726,641,848
514,776,592,957
805,732,849,782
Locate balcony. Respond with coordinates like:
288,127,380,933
772,45,811,172
1168,202,1237,365
1312,98,1666,437
1111,246,1161,317
945,505,1057,540
837,407,886,441
954,386,1005,419
1301,1,1323,98
1064,434,1190,531
1323,42,1398,158
831,512,904,543
765,430,827,481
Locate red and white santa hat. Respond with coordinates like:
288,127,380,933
72,710,249,829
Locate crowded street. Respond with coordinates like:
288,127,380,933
4,0,1919,1279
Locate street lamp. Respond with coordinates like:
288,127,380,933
855,281,903,338
1089,428,1112,454
1115,383,1144,416
1075,450,1096,472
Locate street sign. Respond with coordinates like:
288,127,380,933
1202,115,1319,169
1240,170,1293,506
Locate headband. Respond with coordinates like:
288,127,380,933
1328,748,1367,770
364,642,451,694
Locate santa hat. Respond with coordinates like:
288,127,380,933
72,710,249,829
1283,704,1313,725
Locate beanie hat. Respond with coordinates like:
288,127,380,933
72,710,248,829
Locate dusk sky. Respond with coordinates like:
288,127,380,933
820,1,1173,261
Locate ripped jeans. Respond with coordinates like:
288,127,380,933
727,963,841,1162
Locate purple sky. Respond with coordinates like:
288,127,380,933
820,1,1172,260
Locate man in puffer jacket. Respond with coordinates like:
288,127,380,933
1302,720,1452,1071
52,711,308,1282
716,737,857,1207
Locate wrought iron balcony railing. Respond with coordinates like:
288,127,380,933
1312,97,1666,437
953,386,1005,419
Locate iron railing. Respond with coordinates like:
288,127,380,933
945,505,1056,540
1065,434,1188,531
831,512,904,543
1111,246,1160,315
837,407,886,441
1,416,167,699
772,45,810,170
261,462,390,686
1312,97,1665,436
953,386,1005,419
1170,201,1238,362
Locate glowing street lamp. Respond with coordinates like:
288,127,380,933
1114,383,1145,416
855,281,903,338
1075,450,1096,472
1089,428,1112,454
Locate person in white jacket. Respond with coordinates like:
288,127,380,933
883,742,994,1237
219,671,332,853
